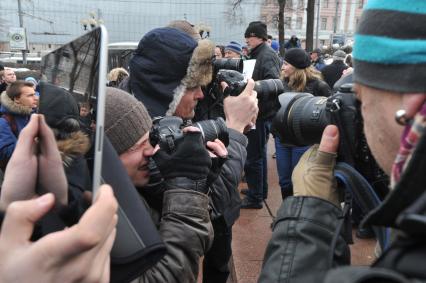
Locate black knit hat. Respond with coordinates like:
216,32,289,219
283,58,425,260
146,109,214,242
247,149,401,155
38,81,80,129
284,48,311,69
244,21,268,40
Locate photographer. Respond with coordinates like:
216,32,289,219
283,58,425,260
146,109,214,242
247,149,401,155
259,1,426,282
105,84,256,282
126,27,258,283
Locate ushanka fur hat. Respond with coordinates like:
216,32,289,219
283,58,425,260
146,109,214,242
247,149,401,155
129,27,215,118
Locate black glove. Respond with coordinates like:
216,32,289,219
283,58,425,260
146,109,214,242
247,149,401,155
153,131,212,194
207,156,228,187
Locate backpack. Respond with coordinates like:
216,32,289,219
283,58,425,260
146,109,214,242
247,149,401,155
0,113,18,171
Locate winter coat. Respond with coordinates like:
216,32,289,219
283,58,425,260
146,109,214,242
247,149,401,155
249,42,282,120
321,60,349,89
283,77,331,97
133,189,213,283
259,132,426,283
313,57,326,71
0,92,33,161
209,128,247,226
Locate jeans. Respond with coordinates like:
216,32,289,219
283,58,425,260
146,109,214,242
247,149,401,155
244,119,271,203
274,137,309,199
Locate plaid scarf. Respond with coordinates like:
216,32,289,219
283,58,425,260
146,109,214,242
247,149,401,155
391,103,426,187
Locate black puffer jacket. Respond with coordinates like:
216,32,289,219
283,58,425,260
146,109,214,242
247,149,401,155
321,60,349,89
249,42,281,120
209,128,247,226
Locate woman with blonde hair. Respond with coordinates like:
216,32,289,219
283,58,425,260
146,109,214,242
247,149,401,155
275,48,330,199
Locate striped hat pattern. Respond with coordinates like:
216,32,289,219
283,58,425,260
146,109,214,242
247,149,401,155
353,0,426,93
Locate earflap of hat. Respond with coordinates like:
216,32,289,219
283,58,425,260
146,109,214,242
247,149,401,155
181,39,215,89
166,39,214,116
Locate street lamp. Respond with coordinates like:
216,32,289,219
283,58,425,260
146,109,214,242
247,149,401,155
80,11,103,31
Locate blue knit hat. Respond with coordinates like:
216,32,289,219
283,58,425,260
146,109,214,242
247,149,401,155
225,41,242,55
353,0,426,93
271,40,279,52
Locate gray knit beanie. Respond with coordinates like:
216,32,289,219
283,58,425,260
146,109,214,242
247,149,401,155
105,87,152,154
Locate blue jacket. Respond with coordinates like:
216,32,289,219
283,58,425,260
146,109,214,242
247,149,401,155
0,92,33,161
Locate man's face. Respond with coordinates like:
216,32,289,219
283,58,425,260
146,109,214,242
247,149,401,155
245,37,263,50
80,106,89,117
354,84,404,175
119,132,155,187
3,69,16,84
174,86,204,119
14,86,39,109
310,52,318,61
214,47,223,59
224,50,240,59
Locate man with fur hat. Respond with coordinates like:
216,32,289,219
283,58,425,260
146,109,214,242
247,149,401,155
127,27,259,283
241,21,281,209
259,0,426,282
0,80,38,169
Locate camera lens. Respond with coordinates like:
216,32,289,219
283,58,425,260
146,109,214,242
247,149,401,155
213,58,244,73
272,93,330,146
254,79,284,98
194,117,229,147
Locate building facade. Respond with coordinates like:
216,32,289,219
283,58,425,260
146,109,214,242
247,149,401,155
261,0,365,48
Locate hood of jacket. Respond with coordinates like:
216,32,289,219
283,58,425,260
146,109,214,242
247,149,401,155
0,91,33,116
129,27,215,118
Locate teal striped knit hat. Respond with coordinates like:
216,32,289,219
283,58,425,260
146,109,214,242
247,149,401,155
353,0,426,93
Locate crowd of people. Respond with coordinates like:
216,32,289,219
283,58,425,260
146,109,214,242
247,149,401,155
0,0,425,282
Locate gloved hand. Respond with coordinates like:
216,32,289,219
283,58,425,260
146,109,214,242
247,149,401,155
292,125,341,207
153,128,212,194
206,139,228,186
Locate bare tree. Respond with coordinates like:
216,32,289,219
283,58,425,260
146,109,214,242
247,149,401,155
305,0,315,51
277,0,286,57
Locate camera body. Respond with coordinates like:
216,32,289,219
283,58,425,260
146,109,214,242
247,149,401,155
149,116,229,154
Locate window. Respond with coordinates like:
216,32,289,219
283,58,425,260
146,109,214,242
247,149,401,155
285,17,292,29
320,17,327,30
320,40,325,46
296,17,303,29
322,0,329,8
358,0,364,8
297,0,304,9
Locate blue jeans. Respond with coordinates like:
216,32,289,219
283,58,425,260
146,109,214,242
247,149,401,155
274,137,309,199
244,119,271,203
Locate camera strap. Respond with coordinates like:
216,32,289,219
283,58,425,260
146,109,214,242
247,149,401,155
335,162,390,250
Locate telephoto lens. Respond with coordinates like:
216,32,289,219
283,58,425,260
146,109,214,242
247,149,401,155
272,92,330,146
194,117,229,147
213,58,244,73
255,79,284,99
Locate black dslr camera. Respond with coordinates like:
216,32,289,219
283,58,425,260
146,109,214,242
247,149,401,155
272,84,388,194
272,84,363,164
149,116,229,154
216,69,284,99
